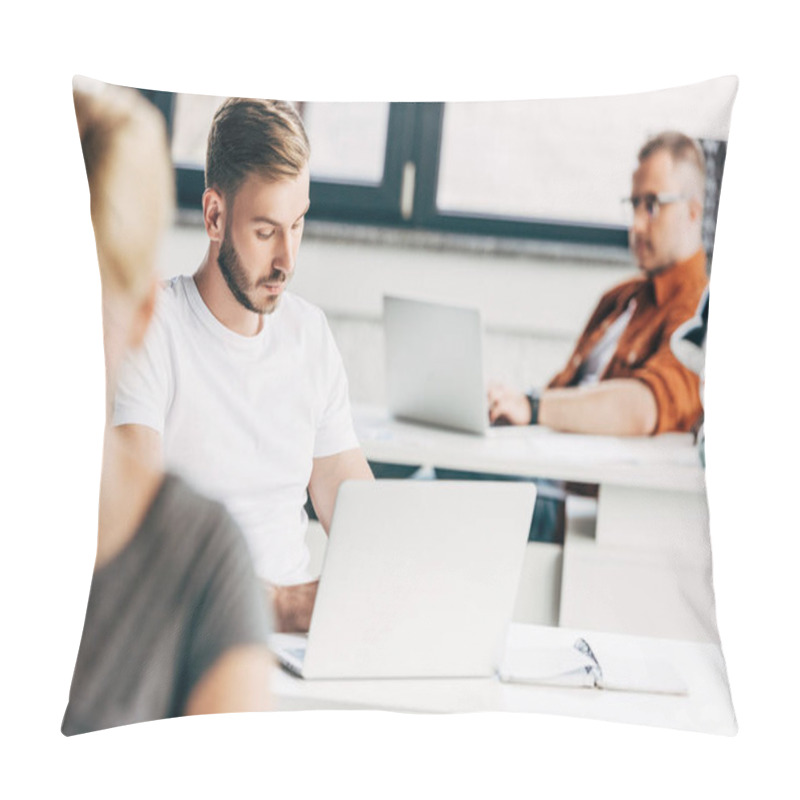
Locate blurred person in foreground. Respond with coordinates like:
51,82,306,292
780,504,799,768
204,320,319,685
489,131,709,437
111,97,373,633
63,82,272,736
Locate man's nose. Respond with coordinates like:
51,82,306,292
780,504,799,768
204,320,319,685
630,204,650,235
272,230,294,274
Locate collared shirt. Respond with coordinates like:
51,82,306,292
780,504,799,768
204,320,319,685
548,249,709,434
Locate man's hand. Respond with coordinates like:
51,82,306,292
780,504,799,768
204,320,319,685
487,384,533,426
269,581,319,633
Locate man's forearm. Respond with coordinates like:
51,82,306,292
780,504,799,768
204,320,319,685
539,379,658,436
309,448,374,533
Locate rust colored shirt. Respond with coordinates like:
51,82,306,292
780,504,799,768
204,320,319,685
548,249,709,434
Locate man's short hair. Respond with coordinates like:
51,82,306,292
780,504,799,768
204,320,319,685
205,98,310,199
638,131,706,199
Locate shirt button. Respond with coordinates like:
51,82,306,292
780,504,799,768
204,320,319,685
627,351,637,364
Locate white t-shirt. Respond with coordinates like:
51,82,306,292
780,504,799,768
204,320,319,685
113,275,359,585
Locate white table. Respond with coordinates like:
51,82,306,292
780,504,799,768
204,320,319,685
353,405,718,642
354,404,704,492
270,623,737,735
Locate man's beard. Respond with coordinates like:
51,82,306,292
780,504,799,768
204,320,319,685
217,231,287,315
631,236,668,278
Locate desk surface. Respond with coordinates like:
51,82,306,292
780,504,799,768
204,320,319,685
270,623,736,735
354,405,706,492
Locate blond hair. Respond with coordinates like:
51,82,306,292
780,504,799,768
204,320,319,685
74,80,174,299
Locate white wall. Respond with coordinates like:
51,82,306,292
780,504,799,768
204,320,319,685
158,223,636,402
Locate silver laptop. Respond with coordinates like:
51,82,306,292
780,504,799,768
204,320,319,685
271,479,536,679
384,295,491,434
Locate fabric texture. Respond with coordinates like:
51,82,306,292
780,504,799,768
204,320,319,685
62,473,271,736
113,275,360,584
575,298,637,386
548,248,709,434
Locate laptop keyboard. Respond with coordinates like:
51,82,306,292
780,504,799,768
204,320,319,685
287,647,306,662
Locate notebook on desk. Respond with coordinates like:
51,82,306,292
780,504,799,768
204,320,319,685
270,479,536,679
383,295,497,435
499,636,688,695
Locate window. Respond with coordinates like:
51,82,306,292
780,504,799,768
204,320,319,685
171,97,391,185
143,89,725,252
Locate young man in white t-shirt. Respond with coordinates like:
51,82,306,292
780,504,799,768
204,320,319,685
113,98,373,632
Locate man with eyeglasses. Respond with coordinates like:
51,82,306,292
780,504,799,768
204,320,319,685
488,130,709,437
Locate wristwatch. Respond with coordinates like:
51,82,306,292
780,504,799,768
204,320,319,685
526,390,541,426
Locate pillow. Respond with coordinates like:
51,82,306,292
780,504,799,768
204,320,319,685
67,75,737,735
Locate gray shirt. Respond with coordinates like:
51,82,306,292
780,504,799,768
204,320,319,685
62,474,271,735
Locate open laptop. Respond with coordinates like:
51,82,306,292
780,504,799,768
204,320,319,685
270,479,536,679
383,295,493,435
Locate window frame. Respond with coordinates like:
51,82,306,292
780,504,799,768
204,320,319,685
148,91,723,253
410,102,628,247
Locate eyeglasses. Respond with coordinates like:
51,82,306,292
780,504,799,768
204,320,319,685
621,192,686,219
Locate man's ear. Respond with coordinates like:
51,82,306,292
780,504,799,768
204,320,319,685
688,196,704,224
203,187,226,242
128,278,158,350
